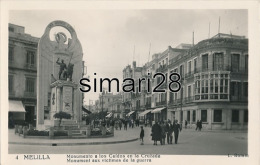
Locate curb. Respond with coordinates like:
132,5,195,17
9,138,139,146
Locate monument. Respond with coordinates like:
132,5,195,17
37,20,83,130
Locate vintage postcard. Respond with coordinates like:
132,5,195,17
1,1,259,165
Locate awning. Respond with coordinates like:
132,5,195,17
139,110,153,116
106,113,113,118
151,107,166,113
126,111,135,116
82,106,92,114
9,100,26,112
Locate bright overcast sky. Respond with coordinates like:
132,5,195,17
9,9,248,103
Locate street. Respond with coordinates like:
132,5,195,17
9,126,247,155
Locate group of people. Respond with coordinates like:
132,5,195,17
113,118,141,131
196,120,203,131
139,120,182,145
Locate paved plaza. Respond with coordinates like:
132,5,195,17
9,126,247,155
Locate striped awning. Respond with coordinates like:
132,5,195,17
139,110,153,116
9,100,26,112
151,107,166,113
106,112,113,118
126,111,135,116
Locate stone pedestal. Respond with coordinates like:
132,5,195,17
44,80,78,128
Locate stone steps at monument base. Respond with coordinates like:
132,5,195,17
64,125,80,130
71,132,83,136
61,120,79,126
71,130,81,134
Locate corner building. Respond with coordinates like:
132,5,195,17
8,23,39,127
167,34,248,130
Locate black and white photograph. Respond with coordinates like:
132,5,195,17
1,1,260,165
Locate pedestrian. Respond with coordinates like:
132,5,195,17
199,120,202,131
124,120,128,130
115,120,118,130
119,120,122,130
151,121,162,145
185,120,188,129
140,126,144,145
160,121,166,145
166,120,173,144
173,120,181,144
196,120,199,131
131,119,134,128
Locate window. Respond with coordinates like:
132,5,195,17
245,55,248,72
188,61,191,74
201,110,207,122
188,85,191,98
9,47,14,62
213,53,224,71
192,110,196,122
25,78,35,93
187,111,190,122
230,82,241,97
243,82,248,97
232,110,239,122
179,65,184,78
202,54,208,71
231,54,240,72
194,58,197,73
26,51,35,66
213,109,222,122
9,75,14,92
244,110,248,123
9,27,14,32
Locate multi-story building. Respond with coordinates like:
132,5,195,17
167,33,248,130
8,23,39,127
122,61,142,119
108,93,124,118
123,33,248,130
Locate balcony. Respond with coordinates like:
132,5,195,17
184,96,194,103
156,101,166,106
9,91,15,97
24,63,37,70
230,95,248,102
156,65,168,73
24,91,36,98
192,65,248,75
145,103,151,109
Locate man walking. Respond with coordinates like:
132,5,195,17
166,120,173,144
173,120,181,144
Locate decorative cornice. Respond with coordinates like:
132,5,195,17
50,80,78,89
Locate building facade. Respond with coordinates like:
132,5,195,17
168,34,248,130
122,33,248,130
8,23,39,127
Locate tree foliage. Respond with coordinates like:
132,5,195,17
53,111,72,126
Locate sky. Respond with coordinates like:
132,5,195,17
9,9,248,104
